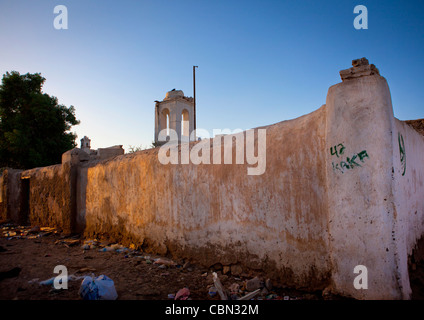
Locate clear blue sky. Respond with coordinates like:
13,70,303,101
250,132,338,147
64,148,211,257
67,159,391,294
0,0,423,150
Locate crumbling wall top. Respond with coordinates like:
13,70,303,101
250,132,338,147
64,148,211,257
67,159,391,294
339,57,380,81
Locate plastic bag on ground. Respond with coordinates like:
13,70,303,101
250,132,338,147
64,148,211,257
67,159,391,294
79,275,118,300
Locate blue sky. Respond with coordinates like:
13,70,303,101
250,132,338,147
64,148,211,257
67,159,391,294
0,0,423,150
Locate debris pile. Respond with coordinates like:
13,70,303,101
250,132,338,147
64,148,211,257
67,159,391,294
201,272,296,300
339,57,380,81
1,223,57,239
1,222,328,300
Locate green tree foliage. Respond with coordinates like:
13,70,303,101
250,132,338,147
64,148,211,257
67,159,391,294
0,71,80,169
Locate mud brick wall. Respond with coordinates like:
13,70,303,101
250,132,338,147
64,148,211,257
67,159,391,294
84,106,331,291
22,163,76,234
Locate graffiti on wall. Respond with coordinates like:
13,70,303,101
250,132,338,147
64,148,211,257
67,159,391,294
398,133,406,176
330,143,369,174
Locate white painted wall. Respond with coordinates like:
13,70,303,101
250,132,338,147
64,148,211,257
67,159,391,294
325,74,405,299
391,118,424,298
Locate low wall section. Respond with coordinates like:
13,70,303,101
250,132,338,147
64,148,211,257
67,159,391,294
84,106,331,290
21,163,75,234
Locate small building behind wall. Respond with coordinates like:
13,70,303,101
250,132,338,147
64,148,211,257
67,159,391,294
0,138,125,233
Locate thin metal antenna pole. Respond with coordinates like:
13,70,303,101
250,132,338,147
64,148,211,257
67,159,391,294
193,66,198,133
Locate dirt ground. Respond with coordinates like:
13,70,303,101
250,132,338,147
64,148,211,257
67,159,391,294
0,223,423,300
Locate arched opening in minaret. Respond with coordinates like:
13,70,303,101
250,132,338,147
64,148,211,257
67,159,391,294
181,109,190,141
160,108,170,136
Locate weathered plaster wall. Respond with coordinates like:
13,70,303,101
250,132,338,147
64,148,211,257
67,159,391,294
393,119,424,253
22,163,75,234
391,118,424,297
84,106,331,290
324,71,424,300
324,74,405,299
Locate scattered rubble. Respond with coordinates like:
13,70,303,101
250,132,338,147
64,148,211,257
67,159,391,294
339,57,380,81
0,222,352,300
1,224,57,240
230,264,243,276
246,276,262,292
239,288,261,300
